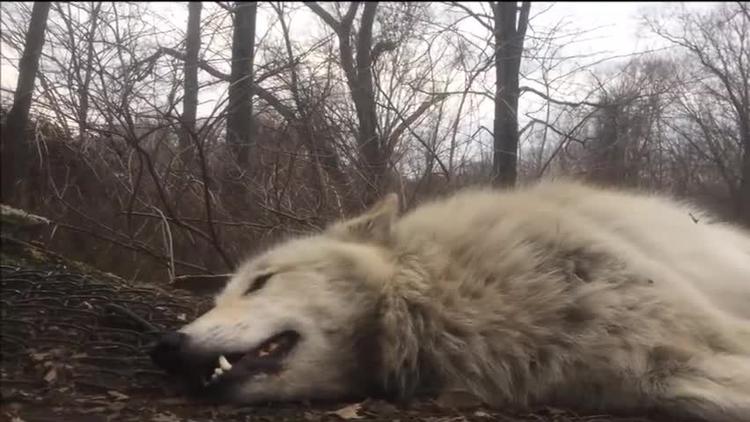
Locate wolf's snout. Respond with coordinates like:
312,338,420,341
150,331,188,373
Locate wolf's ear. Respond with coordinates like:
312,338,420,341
328,193,399,243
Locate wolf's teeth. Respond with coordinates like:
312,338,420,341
218,355,232,371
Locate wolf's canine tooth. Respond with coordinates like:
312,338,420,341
218,355,232,370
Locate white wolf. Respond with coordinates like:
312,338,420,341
151,180,750,421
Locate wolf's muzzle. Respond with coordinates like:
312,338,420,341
150,331,188,374
150,331,220,392
149,331,237,399
150,329,303,396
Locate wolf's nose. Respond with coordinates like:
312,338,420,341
150,331,187,372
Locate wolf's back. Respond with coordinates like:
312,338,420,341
378,180,750,419
393,180,750,321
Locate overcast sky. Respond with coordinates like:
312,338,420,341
0,1,718,125
2,2,717,85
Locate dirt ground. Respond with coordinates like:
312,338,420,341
0,230,672,422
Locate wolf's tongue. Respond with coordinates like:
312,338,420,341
252,330,299,359
257,338,281,357
216,330,299,377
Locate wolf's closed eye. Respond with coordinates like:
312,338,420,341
244,273,273,295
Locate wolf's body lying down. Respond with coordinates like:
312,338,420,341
151,180,750,421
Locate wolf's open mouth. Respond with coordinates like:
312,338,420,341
202,330,300,386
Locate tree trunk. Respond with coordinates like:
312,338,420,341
492,1,530,187
354,3,384,204
74,2,101,143
226,1,256,167
306,2,385,208
179,1,202,164
1,2,51,202
591,103,629,185
739,123,750,226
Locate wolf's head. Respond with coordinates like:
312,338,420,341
150,194,412,404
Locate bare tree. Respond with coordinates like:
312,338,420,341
582,58,677,186
647,2,750,224
226,1,257,166
306,2,388,205
305,2,452,206
264,2,338,211
179,1,202,163
492,1,530,186
46,2,103,142
1,1,51,201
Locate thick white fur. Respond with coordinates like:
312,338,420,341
179,180,750,421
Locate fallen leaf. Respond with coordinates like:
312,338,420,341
327,403,364,420
43,367,57,383
362,399,398,415
542,406,568,416
434,390,484,410
29,352,50,362
152,412,181,422
108,402,126,412
107,390,129,400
